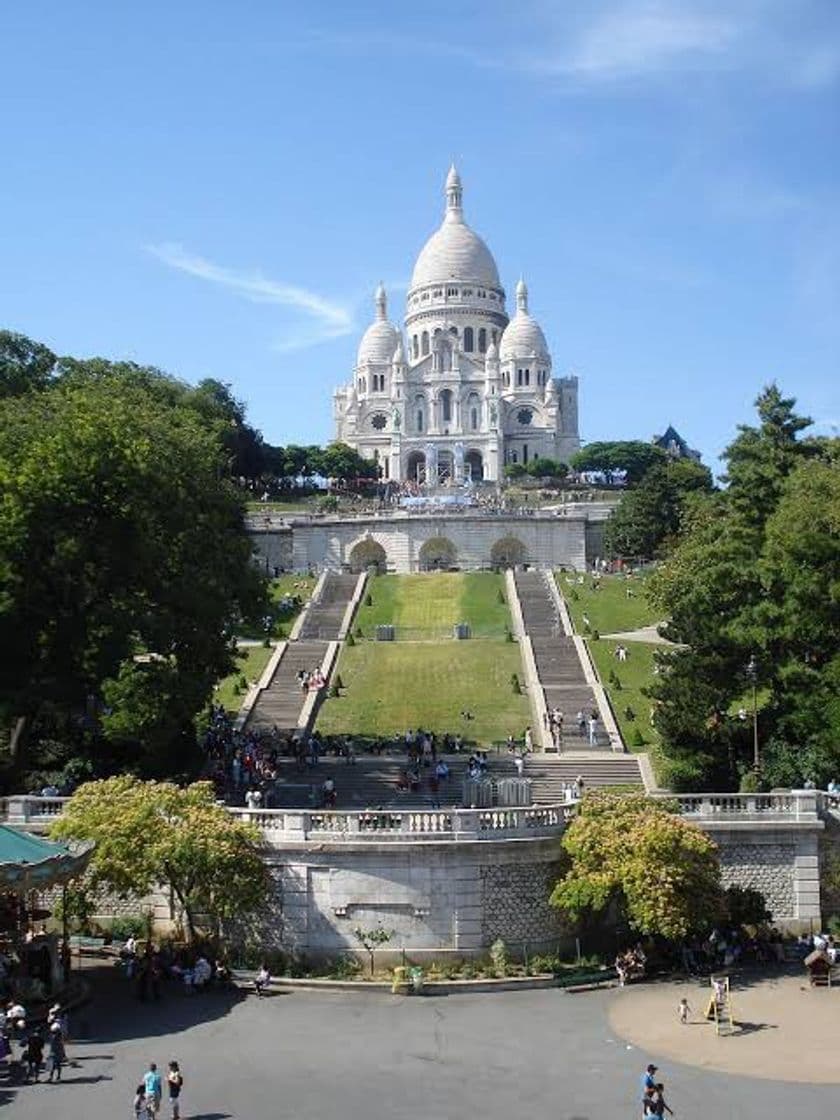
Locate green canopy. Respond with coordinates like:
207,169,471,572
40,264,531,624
0,824,93,891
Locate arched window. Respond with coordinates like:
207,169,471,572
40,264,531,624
517,369,523,387
412,335,419,358
478,328,487,353
417,409,424,432
525,369,530,386
415,394,425,433
421,331,429,356
449,325,458,337
471,408,478,430
440,389,453,423
491,329,498,344
463,326,474,352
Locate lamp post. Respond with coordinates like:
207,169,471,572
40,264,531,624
745,655,760,771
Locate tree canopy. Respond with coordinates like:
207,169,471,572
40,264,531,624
51,777,272,942
0,347,266,776
570,440,668,484
604,458,714,559
551,790,722,939
647,385,839,790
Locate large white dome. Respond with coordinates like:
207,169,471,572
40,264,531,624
409,166,501,291
357,284,399,366
499,279,550,361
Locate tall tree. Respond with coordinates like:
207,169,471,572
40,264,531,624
604,458,713,559
0,365,265,770
0,330,56,398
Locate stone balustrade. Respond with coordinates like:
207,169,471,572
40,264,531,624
228,803,574,843
653,790,821,825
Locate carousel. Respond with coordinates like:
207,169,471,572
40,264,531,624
0,824,94,1002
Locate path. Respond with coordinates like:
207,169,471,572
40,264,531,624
601,624,681,645
3,965,832,1119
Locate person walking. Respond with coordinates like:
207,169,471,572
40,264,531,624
167,1060,184,1120
46,1022,65,1081
24,1029,43,1082
143,1062,163,1117
639,1063,658,1119
678,997,691,1024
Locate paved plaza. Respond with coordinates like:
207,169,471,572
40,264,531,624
3,967,835,1119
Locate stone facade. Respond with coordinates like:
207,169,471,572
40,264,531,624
246,506,617,575
334,168,580,483
480,861,566,946
718,842,797,921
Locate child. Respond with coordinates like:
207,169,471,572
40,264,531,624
678,997,691,1024
134,1083,147,1118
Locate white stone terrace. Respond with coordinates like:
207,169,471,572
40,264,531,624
0,790,826,842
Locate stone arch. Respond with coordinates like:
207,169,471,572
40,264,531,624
419,536,457,571
490,535,527,569
348,536,388,574
406,450,426,483
465,448,483,480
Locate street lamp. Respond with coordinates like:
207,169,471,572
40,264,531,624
745,655,760,770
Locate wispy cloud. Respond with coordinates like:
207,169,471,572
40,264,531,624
146,242,354,351
299,2,839,88
535,3,738,79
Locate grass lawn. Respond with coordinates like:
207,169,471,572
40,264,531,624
316,640,530,743
355,572,511,640
586,638,662,753
556,571,661,635
215,644,275,713
238,574,317,640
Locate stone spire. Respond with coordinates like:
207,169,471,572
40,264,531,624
374,281,387,320
445,163,463,222
515,277,528,314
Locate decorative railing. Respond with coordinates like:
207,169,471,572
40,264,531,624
2,790,825,841
652,791,821,822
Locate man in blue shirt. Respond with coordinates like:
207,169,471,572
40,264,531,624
143,1062,162,1116
640,1064,658,1117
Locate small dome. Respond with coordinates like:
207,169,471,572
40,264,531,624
499,278,550,362
485,338,499,362
410,167,501,291
357,285,399,366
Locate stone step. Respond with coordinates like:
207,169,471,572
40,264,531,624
246,641,330,732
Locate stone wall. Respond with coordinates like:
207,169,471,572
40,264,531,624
718,842,796,920
258,837,564,961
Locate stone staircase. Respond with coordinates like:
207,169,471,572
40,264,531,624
245,641,329,733
246,573,361,733
513,570,611,748
297,572,359,639
262,751,642,809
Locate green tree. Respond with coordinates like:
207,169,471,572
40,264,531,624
551,791,722,939
0,363,266,769
51,776,272,942
0,330,56,398
571,441,667,484
604,458,713,558
647,386,831,789
319,442,379,483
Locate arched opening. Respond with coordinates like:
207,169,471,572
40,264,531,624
419,536,457,571
412,335,419,358
440,388,453,423
490,535,527,569
414,393,426,433
465,449,483,481
349,538,388,574
478,327,487,353
421,331,430,356
463,326,474,352
467,392,480,432
406,450,426,483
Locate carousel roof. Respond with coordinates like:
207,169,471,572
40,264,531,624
0,824,94,890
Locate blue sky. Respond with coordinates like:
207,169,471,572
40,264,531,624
2,0,838,470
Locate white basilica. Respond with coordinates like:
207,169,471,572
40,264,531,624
334,167,580,484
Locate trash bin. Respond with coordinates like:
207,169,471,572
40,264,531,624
453,623,471,640
391,966,409,994
409,966,424,994
376,624,395,641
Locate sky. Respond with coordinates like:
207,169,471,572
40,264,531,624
2,0,838,471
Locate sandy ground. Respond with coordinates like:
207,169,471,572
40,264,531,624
608,973,840,1083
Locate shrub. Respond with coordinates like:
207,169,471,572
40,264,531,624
346,632,355,646
334,674,344,690
628,726,645,748
365,593,373,607
623,706,636,722
590,629,600,641
262,637,271,648
510,673,521,694
505,628,514,642
107,914,151,943
489,939,509,977
328,684,340,698
497,589,505,604
354,626,363,638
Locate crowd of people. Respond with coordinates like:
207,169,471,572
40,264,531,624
117,937,231,1001
0,999,68,1084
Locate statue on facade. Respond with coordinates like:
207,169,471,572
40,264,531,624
489,401,498,426
392,406,401,430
